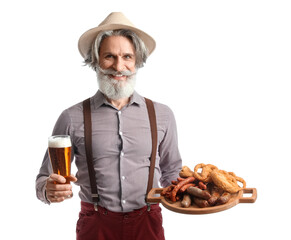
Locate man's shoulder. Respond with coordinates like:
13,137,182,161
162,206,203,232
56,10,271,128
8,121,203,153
65,100,84,114
59,98,88,123
148,98,174,118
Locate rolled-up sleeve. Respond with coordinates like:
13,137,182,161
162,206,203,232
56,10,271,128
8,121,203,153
35,109,73,204
158,107,182,187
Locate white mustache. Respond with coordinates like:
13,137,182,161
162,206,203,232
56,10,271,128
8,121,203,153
97,66,135,77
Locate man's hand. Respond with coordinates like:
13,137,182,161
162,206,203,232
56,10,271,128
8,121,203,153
45,174,77,203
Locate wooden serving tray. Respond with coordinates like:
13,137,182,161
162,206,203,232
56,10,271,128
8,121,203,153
147,187,257,214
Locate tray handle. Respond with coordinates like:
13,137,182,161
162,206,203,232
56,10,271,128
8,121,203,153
147,188,164,203
239,188,257,203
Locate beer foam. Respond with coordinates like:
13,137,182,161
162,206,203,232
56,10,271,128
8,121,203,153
48,136,71,148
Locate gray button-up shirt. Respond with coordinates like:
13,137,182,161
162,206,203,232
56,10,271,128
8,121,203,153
36,90,182,212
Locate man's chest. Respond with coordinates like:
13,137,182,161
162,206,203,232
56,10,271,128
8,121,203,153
72,107,164,159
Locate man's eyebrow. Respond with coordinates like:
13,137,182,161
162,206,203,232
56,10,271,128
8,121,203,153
123,53,135,56
101,52,135,56
101,52,114,56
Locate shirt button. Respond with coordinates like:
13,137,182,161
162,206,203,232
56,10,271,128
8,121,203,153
122,200,126,204
119,131,123,136
121,151,124,156
122,176,125,180
118,111,121,115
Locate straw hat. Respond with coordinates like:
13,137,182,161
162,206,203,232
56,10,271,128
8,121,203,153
78,12,156,58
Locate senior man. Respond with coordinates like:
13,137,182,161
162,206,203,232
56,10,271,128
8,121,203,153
36,12,182,240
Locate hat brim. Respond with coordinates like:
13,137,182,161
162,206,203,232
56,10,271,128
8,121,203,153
78,24,156,59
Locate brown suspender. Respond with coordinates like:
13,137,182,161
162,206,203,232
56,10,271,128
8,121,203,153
144,98,158,199
82,97,157,211
83,99,99,207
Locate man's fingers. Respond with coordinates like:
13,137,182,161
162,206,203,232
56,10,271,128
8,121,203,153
46,182,72,191
47,190,73,197
46,189,74,203
48,174,66,184
67,174,78,182
48,196,66,203
45,174,76,203
48,174,77,183
48,193,73,203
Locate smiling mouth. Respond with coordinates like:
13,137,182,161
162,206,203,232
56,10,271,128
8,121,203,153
110,74,127,80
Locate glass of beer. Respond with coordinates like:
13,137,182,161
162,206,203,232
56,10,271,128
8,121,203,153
48,135,72,182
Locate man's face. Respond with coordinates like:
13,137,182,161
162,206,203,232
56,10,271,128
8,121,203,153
96,35,137,100
99,36,136,81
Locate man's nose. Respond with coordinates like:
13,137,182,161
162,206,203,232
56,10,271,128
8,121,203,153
113,57,125,72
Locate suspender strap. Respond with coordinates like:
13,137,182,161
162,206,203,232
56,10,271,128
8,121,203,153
145,98,158,201
83,98,99,209
82,97,158,210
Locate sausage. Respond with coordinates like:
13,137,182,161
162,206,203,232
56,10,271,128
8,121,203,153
172,176,188,185
161,185,174,196
171,177,195,202
198,181,207,190
208,185,222,206
179,183,196,193
181,194,191,208
177,177,186,182
187,186,211,200
193,197,210,208
171,180,178,185
216,192,231,205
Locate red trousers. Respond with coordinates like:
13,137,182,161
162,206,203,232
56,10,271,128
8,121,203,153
76,201,165,240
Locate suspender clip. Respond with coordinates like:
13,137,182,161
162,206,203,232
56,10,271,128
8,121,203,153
94,202,98,211
147,203,151,212
92,193,99,211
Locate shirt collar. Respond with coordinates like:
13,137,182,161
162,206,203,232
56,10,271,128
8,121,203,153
92,90,144,110
129,91,144,106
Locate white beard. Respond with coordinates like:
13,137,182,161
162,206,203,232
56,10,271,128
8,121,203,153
96,67,137,100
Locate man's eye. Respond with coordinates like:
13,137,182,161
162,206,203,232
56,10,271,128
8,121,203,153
105,55,114,59
124,55,134,59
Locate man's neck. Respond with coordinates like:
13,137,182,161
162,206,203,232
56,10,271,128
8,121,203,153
106,97,130,110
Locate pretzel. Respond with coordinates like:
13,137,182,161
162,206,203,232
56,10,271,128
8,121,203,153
210,169,246,193
193,163,218,183
179,166,194,178
228,172,246,189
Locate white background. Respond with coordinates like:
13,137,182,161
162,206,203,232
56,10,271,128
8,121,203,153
1,0,290,239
